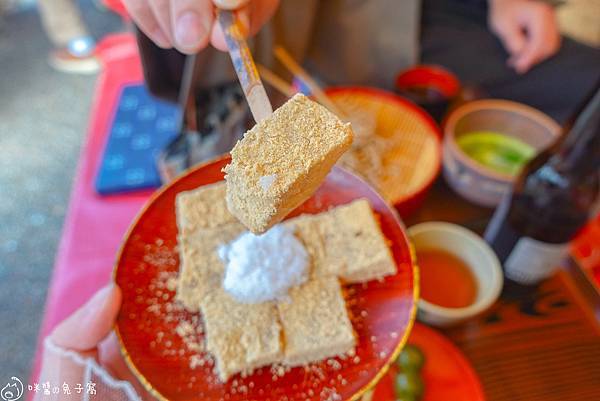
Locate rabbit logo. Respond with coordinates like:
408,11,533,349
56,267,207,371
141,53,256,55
0,377,23,401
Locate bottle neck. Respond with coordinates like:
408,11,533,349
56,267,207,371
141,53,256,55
552,89,600,174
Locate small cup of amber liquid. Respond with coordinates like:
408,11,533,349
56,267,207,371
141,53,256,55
408,222,503,327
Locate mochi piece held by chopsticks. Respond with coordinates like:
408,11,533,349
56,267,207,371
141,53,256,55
223,93,354,234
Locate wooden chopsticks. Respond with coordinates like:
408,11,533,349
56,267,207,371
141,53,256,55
257,46,346,118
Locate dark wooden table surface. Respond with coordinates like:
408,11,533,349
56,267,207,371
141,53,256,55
404,178,600,401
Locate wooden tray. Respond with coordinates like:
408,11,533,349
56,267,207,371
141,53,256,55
405,179,600,401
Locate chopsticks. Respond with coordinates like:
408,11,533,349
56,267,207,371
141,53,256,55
257,64,297,98
272,46,346,118
205,5,345,124
217,9,273,123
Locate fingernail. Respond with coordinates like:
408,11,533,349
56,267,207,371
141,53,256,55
151,28,171,48
214,0,248,10
52,283,114,340
81,284,118,329
175,11,209,50
85,284,115,313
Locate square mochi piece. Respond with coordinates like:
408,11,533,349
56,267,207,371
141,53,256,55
318,199,397,283
200,288,283,382
224,93,353,234
175,182,238,236
283,214,327,277
176,223,245,312
277,276,355,366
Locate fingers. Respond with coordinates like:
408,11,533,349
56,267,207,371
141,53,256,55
148,0,174,47
125,0,277,53
122,0,171,48
490,16,527,59
210,7,250,52
125,0,214,53
512,5,561,74
247,0,279,36
210,20,229,52
51,284,122,352
98,332,153,398
210,0,279,51
171,0,214,54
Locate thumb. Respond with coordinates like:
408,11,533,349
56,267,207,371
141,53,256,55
50,284,122,352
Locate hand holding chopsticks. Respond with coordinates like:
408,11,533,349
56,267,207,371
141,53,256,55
121,0,278,54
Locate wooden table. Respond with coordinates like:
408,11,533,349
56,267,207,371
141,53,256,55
404,179,600,401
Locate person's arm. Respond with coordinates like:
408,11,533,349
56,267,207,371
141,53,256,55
487,0,561,73
121,0,279,54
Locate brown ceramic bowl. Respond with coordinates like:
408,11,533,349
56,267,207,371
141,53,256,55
443,99,560,207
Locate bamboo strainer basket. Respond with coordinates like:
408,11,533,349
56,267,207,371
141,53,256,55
327,87,442,216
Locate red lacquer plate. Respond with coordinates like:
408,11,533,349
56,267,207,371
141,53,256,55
370,323,486,401
114,155,417,401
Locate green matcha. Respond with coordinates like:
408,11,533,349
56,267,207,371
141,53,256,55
457,131,536,175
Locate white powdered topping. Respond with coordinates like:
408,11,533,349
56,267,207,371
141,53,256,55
258,174,277,192
219,225,308,303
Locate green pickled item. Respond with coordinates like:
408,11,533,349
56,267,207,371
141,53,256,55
394,371,425,399
457,131,536,175
396,344,426,372
395,395,417,401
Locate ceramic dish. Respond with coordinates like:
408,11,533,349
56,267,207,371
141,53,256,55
443,99,560,207
408,222,503,327
114,156,418,401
